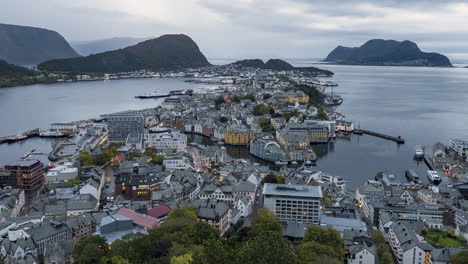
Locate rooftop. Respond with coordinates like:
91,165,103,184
263,183,322,198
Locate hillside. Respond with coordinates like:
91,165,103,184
39,34,211,73
232,58,333,75
324,39,452,67
0,59,36,88
0,23,79,66
71,37,153,56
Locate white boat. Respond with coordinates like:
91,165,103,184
40,130,65,137
414,145,424,158
427,170,441,184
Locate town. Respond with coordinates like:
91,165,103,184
1,63,468,264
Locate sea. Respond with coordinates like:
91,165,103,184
1,61,468,188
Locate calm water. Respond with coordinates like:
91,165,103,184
0,78,205,166
1,65,468,188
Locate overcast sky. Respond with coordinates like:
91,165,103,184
2,0,468,61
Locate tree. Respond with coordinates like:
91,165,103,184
252,208,282,233
219,116,229,123
450,251,468,264
262,173,278,184
73,235,109,264
253,104,271,116
298,226,344,263
258,117,274,132
101,256,130,264
276,175,286,184
171,253,193,264
239,231,295,264
263,93,272,100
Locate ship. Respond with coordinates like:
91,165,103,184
414,145,424,159
304,160,317,166
427,170,441,184
6,133,28,143
40,130,65,137
135,92,169,99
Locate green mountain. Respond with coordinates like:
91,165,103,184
232,58,333,75
0,23,79,66
39,34,211,73
0,59,36,88
324,39,452,67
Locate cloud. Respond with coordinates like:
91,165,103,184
1,0,467,60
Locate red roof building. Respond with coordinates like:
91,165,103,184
148,204,172,220
116,208,160,230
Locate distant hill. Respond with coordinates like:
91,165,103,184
0,23,79,66
71,37,153,56
39,34,211,73
0,59,36,88
232,58,333,75
324,39,452,67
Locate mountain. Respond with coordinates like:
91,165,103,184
0,59,36,88
71,37,153,56
0,23,79,66
38,34,211,73
324,39,452,67
232,58,333,75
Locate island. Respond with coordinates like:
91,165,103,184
324,39,452,67
232,58,334,76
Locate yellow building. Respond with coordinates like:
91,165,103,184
224,129,253,145
276,90,309,104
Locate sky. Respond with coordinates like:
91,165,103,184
2,0,468,61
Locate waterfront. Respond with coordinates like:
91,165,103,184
2,64,468,187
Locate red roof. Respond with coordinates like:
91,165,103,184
148,204,172,219
116,208,159,229
114,154,126,161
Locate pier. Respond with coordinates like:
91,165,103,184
353,129,405,144
0,128,40,144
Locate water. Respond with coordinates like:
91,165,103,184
2,65,468,187
0,78,206,166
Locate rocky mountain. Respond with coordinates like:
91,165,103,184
71,37,153,56
324,39,452,67
0,23,79,66
232,58,333,75
38,34,210,73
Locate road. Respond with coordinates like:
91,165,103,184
187,146,204,172
101,165,116,201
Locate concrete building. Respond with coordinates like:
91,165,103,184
3,160,45,191
263,183,322,224
45,163,78,184
146,132,187,152
250,133,285,161
224,128,253,145
106,112,145,142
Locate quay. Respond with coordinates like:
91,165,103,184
353,129,405,144
0,128,40,144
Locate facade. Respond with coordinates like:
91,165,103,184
0,171,17,188
45,163,78,184
115,160,162,201
106,112,145,142
194,199,231,235
163,156,188,170
347,245,376,264
4,160,45,191
224,128,253,145
50,123,77,134
450,139,468,159
250,133,285,161
275,90,309,104
146,132,187,152
263,183,322,224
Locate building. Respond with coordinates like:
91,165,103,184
116,208,160,230
193,199,231,235
0,188,25,221
281,123,330,144
106,112,145,142
163,156,188,170
250,133,285,161
4,160,45,191
347,244,377,264
0,171,17,188
50,123,77,134
27,219,72,256
275,90,309,104
263,183,322,224
146,132,187,152
224,128,253,145
115,160,162,201
45,162,78,184
450,139,468,159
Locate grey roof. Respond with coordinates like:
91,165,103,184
349,244,377,257
5,159,41,167
27,220,70,242
263,183,322,198
320,215,367,233
284,222,310,238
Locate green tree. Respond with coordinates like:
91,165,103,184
239,231,296,264
298,226,344,263
171,253,193,264
252,209,282,233
101,256,130,264
276,175,286,184
258,117,274,132
263,93,272,100
73,235,109,264
450,251,468,264
253,104,271,116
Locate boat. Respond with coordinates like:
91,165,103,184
304,160,317,166
427,170,441,184
6,133,28,143
414,145,424,159
274,161,288,165
40,130,65,137
405,169,420,182
135,92,169,99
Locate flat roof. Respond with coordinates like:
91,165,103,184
263,183,322,198
5,159,41,167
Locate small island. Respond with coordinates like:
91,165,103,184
324,39,452,67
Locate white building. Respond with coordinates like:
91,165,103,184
163,156,188,170
347,244,376,264
45,163,78,184
146,132,187,152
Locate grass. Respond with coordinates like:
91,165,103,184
422,229,466,248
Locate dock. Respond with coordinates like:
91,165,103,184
353,129,405,144
0,128,40,144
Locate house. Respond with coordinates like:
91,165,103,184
193,199,231,235
148,204,172,221
116,208,160,230
347,244,377,264
44,240,76,264
0,188,25,222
